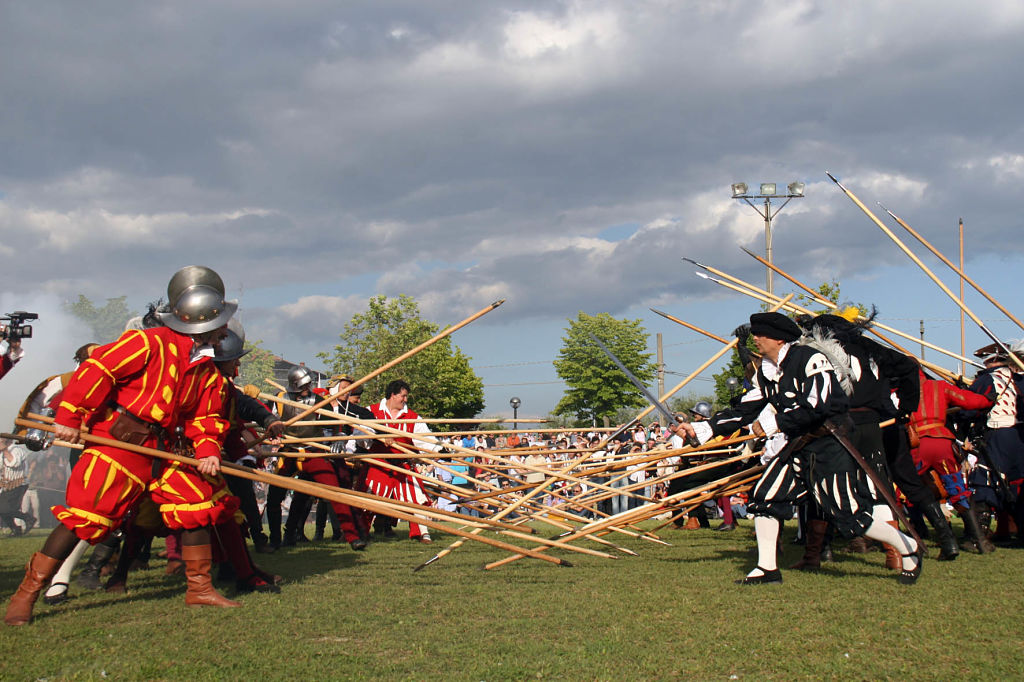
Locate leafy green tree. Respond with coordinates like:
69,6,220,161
237,340,279,394
64,295,137,343
553,312,655,427
318,295,484,423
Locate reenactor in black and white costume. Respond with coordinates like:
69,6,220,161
677,312,923,585
793,312,960,567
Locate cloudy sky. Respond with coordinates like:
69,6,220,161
2,1,1024,421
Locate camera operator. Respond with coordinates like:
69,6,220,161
0,311,37,381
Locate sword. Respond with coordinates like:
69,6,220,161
823,418,923,547
588,333,678,427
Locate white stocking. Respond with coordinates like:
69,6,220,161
748,515,780,577
45,539,89,598
863,518,918,571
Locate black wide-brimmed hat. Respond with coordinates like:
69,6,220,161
749,312,801,342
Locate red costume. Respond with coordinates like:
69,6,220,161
909,373,992,507
52,327,237,542
364,400,434,539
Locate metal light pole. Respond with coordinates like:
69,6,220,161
730,182,805,295
509,396,521,431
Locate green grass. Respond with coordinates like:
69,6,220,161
1,520,1021,681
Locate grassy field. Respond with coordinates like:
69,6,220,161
1,519,1021,681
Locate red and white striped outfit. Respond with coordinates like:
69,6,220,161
364,400,438,539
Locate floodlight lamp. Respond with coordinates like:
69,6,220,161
731,183,748,198
787,182,805,197
759,183,777,196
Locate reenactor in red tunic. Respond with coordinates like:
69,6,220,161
5,266,242,626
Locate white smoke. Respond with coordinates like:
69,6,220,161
0,292,93,432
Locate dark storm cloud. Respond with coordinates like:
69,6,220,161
2,1,1023,365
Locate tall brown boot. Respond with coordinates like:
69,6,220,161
883,520,901,570
5,553,62,626
790,520,829,571
182,545,241,608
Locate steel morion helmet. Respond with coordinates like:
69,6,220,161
156,266,237,334
214,318,250,362
287,366,314,393
166,265,226,300
690,401,712,419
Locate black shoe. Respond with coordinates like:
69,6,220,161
254,542,277,555
350,539,368,551
735,567,783,585
312,532,324,542
282,532,297,547
296,533,310,544
43,583,70,606
898,546,925,585
715,523,736,532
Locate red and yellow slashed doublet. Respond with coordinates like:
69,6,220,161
52,327,236,541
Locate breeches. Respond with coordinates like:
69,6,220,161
748,435,876,538
52,437,238,543
364,465,431,538
912,436,970,507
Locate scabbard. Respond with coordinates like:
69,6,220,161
824,419,923,547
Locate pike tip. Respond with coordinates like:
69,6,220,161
680,256,704,268
649,307,669,318
695,271,711,280
491,299,506,307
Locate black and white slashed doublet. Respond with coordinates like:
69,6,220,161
698,342,875,538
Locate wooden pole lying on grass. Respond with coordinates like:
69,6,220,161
15,417,579,568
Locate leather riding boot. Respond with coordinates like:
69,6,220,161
883,520,901,570
960,502,995,554
182,545,241,608
922,500,959,561
77,541,117,590
790,519,829,571
5,553,61,626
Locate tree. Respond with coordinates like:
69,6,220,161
237,340,279,394
318,295,485,423
64,295,138,343
553,312,655,427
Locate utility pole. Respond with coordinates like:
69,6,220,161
656,333,665,398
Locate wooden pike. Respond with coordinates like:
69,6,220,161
483,466,762,570
693,268,964,383
649,308,730,344
14,418,574,568
734,247,973,379
691,254,981,370
252,299,506,447
880,205,1024,333
826,172,1024,373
